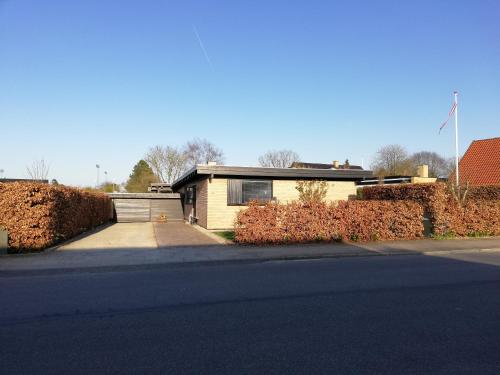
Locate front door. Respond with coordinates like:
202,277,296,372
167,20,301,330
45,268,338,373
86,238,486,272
191,185,197,219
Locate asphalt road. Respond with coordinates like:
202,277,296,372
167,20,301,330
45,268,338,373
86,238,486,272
2,251,500,374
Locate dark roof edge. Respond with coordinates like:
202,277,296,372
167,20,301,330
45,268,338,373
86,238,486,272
172,165,373,189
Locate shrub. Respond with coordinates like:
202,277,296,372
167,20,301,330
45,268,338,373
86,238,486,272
295,180,329,203
361,183,500,237
235,200,424,244
467,185,500,201
0,182,112,251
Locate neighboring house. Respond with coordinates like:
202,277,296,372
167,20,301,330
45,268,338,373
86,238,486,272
357,165,437,186
452,137,500,186
290,159,363,170
0,178,49,183
148,183,173,193
172,163,372,230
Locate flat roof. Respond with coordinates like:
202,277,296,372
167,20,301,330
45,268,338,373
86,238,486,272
108,193,180,199
172,165,373,189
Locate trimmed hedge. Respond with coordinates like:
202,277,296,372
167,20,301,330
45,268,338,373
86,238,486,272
0,182,112,251
467,185,500,200
235,201,424,245
361,183,500,237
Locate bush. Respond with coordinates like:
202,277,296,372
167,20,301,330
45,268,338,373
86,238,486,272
235,200,424,244
361,183,500,237
467,185,500,200
0,182,112,251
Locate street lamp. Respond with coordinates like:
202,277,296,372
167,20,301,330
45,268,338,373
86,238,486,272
96,164,100,187
0,169,4,179
104,171,108,183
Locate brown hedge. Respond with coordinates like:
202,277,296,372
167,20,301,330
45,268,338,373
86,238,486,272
467,185,500,200
0,182,112,251
361,183,500,237
235,200,424,245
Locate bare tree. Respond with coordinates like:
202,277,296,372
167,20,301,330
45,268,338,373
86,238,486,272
295,180,329,203
258,149,300,168
184,138,224,166
370,144,411,176
410,151,449,178
26,158,50,180
145,145,188,183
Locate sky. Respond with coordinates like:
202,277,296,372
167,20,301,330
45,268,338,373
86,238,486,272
1,0,499,186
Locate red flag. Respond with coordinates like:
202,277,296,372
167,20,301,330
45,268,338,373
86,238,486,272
439,102,457,133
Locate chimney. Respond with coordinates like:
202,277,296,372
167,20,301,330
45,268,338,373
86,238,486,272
333,160,339,168
417,164,429,178
207,161,217,166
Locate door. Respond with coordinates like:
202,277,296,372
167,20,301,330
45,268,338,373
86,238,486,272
114,199,150,222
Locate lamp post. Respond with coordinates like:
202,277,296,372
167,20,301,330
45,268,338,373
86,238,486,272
104,171,108,183
0,169,4,179
96,164,100,188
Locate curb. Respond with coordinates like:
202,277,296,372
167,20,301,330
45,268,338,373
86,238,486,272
3,247,500,276
422,247,500,256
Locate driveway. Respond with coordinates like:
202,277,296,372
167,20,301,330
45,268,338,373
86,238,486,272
154,222,222,247
60,222,157,251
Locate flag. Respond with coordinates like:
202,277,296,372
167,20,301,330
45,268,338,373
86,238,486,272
439,102,457,133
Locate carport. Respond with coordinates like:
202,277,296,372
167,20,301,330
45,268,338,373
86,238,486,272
109,193,183,223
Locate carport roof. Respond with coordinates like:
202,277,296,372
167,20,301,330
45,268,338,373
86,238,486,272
172,165,373,189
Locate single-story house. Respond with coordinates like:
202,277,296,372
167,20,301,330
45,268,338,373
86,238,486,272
451,137,500,186
172,162,373,230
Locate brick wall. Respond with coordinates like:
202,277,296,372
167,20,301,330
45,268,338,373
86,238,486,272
178,180,208,227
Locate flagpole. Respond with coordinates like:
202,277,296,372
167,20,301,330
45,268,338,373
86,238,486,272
454,91,459,186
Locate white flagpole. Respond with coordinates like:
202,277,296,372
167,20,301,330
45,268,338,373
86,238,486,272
454,91,459,186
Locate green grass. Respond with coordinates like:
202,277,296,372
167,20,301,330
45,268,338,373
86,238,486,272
213,231,235,241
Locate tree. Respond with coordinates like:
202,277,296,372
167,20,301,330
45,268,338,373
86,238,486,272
125,160,159,193
295,180,329,203
258,149,300,168
26,158,50,180
409,151,448,178
96,182,117,193
371,145,412,176
145,146,188,183
183,138,224,166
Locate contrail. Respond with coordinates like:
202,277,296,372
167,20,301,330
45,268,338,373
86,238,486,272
192,25,212,68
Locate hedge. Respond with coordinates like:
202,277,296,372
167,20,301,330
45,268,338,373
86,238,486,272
0,182,112,251
361,183,500,237
235,200,424,244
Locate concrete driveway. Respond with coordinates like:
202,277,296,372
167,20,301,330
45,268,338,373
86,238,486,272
60,223,157,251
58,222,221,252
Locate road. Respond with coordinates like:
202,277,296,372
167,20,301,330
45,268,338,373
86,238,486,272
2,251,500,374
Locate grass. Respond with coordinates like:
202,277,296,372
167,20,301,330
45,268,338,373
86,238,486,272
213,231,235,241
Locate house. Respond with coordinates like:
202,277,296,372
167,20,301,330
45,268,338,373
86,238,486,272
172,162,373,230
452,137,500,186
290,159,363,170
0,178,49,183
148,183,173,193
357,165,437,186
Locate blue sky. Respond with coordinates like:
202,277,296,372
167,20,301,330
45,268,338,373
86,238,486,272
1,0,499,186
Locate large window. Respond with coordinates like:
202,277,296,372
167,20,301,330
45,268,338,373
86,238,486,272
227,179,272,205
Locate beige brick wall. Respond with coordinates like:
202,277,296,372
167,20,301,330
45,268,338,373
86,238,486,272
205,178,357,230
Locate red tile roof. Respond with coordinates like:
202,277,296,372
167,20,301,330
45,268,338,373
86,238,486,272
452,137,500,186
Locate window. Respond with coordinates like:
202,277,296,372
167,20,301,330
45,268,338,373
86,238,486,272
185,186,195,204
227,179,272,205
